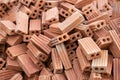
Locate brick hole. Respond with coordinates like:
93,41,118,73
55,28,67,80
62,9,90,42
40,0,43,3
62,11,65,14
105,5,107,8
59,37,62,41
39,4,41,7
86,11,89,14
71,9,74,12
101,22,104,25
0,61,3,64
66,46,70,49
26,37,29,40
63,35,67,39
102,39,106,42
90,9,92,12
34,10,37,13
95,67,98,70
53,19,56,21
70,52,73,54
10,5,13,8
49,3,51,5
65,13,68,16
39,11,42,14
27,12,30,15
49,20,52,23
26,1,28,4
11,30,15,33
72,36,75,40
100,68,104,71
107,8,109,10
96,53,100,56
32,13,35,16
32,31,35,34
77,34,80,37
107,38,110,41
97,24,100,28
36,31,39,33
91,54,94,57
13,1,16,4
86,29,89,32
89,33,91,36
45,3,48,5
71,44,74,47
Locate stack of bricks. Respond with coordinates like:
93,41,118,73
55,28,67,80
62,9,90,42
0,0,120,80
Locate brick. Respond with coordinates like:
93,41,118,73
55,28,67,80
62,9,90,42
6,57,22,71
27,42,48,62
89,72,102,80
20,5,32,17
30,34,51,55
92,50,108,73
102,55,113,77
0,69,19,80
30,6,39,19
0,58,5,69
45,7,59,24
96,36,112,49
65,69,77,80
16,11,29,35
69,31,82,43
20,0,32,7
29,19,41,35
56,43,72,70
0,20,16,35
60,2,76,14
56,11,84,34
75,0,94,8
6,35,23,46
35,0,45,9
109,30,120,57
52,74,66,80
45,0,58,8
6,43,27,60
26,50,44,69
43,29,59,39
89,20,107,31
78,37,101,60
75,25,93,37
23,35,31,42
82,4,100,20
113,58,120,80
49,33,70,47
52,48,63,74
59,8,71,18
10,73,23,80
17,54,40,77
76,47,91,72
